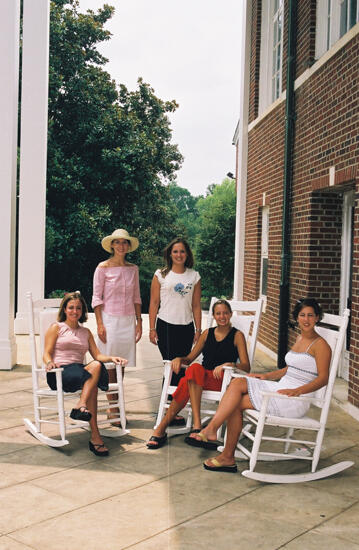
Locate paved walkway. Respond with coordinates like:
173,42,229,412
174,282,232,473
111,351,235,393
0,315,359,550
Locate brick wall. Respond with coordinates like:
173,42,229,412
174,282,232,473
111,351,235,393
243,1,359,407
246,103,285,351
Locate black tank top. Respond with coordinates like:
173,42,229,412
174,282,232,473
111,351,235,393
202,327,239,371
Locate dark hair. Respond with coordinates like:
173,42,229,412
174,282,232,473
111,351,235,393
212,299,232,314
292,298,323,323
58,291,88,323
160,237,194,277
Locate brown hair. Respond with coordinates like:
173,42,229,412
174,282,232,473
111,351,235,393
160,237,194,277
57,291,88,323
292,298,323,323
212,299,232,314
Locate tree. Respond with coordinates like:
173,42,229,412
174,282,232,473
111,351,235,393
168,182,202,244
45,1,183,308
195,178,236,300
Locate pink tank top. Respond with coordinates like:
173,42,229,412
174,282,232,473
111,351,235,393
53,322,89,366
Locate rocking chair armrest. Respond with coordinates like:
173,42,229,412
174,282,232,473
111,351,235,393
231,368,249,375
104,361,116,370
259,390,322,404
35,366,64,375
163,360,189,370
231,371,249,378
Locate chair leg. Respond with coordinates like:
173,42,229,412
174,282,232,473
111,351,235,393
55,370,67,442
312,426,326,472
284,428,294,454
154,362,172,429
116,365,127,430
248,398,269,471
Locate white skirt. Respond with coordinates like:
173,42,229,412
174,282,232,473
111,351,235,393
96,311,136,367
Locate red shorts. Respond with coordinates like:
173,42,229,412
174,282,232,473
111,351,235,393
172,362,224,406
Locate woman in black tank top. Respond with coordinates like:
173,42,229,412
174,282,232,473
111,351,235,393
147,300,250,449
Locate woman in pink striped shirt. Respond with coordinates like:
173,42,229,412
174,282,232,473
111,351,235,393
44,291,127,456
92,229,142,425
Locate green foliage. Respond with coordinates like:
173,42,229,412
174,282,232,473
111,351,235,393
194,178,237,300
167,182,202,243
46,1,183,308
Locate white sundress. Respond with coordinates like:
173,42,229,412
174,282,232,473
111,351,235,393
247,340,320,418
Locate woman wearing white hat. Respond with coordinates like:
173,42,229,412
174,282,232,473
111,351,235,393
92,229,142,424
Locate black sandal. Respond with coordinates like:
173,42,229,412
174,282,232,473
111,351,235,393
70,406,92,422
146,434,168,449
89,441,109,457
169,415,186,427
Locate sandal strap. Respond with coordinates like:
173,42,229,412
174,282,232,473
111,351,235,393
91,443,105,450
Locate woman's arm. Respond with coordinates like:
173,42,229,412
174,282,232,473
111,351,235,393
133,266,142,343
171,329,209,374
92,266,106,343
148,274,160,345
93,305,106,343
192,280,202,344
88,331,127,366
278,338,331,396
43,323,60,371
249,367,288,381
134,302,142,343
212,329,250,379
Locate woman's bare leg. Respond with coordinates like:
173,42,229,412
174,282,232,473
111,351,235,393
192,378,249,441
187,380,203,429
205,395,253,467
149,398,186,442
86,386,108,451
75,361,101,409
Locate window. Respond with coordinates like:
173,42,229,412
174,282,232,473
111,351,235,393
340,0,359,36
316,0,359,58
260,207,269,300
259,0,284,113
272,0,284,102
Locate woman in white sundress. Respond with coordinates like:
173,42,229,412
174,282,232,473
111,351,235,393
187,298,332,473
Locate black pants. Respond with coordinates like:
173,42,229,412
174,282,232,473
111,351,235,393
156,317,194,387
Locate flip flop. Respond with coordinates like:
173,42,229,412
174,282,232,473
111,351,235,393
146,434,168,449
169,415,186,427
203,457,237,473
89,441,109,457
189,428,201,434
70,406,92,422
184,432,218,450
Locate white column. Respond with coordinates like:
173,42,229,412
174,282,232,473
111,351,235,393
15,0,50,334
233,0,252,300
0,0,20,368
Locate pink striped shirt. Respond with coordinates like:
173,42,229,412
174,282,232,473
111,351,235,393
53,322,89,366
91,265,141,316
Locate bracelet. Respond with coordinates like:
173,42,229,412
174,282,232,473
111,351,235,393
149,328,156,332
46,360,52,366
136,316,142,321
195,328,202,333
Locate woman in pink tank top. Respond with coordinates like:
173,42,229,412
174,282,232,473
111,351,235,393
44,291,127,457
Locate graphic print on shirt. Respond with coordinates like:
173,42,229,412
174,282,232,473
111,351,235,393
174,282,193,297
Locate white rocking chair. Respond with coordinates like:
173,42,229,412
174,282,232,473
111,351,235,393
154,298,263,437
24,291,129,448
219,308,354,483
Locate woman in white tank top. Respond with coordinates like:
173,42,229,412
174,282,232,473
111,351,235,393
187,298,332,473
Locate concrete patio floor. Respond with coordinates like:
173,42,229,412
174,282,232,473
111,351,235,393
1,314,359,550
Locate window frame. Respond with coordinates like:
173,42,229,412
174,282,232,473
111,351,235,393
258,0,284,114
316,0,359,58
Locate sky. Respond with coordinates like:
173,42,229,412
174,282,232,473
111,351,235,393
78,0,243,197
